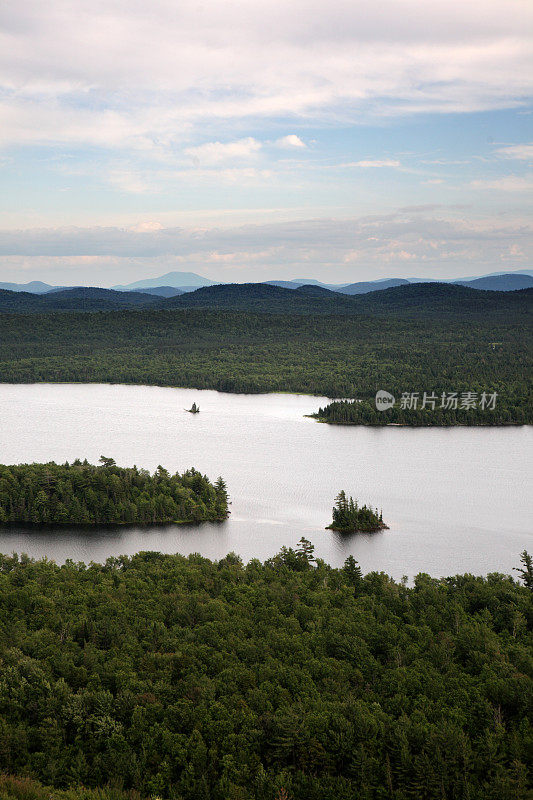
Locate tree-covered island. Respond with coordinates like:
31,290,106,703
327,490,387,533
0,458,229,525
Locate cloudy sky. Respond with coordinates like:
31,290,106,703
0,0,532,286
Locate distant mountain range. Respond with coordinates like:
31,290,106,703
112,271,218,291
454,274,533,291
1,280,531,319
0,280,56,293
266,274,533,293
1,270,531,296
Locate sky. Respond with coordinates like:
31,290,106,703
0,0,532,286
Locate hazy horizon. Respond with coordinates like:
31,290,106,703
2,266,533,291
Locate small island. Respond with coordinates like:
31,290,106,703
0,457,229,525
327,490,388,533
186,402,200,414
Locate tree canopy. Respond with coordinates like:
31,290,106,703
0,546,530,799
0,460,229,525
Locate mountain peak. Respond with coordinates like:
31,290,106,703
113,271,218,290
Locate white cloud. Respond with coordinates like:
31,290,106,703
0,210,530,284
130,221,164,232
347,159,401,168
184,138,262,165
275,135,306,149
495,143,533,160
470,175,533,192
0,1,531,154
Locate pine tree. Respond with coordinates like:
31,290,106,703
296,537,315,565
514,550,533,589
343,555,363,588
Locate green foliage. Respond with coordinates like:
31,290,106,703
0,549,531,798
0,301,531,423
0,774,138,800
0,460,229,525
327,490,385,532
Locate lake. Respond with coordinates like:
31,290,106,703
0,383,531,579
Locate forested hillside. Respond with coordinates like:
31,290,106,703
1,282,532,317
0,302,530,421
0,287,163,313
0,545,530,799
0,460,229,525
150,282,533,317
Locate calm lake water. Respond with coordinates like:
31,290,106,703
0,383,531,579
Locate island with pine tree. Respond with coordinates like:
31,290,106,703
0,457,229,525
327,490,388,533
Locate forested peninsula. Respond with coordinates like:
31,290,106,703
313,398,531,426
0,459,229,525
0,544,530,799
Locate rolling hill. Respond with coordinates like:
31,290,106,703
1,281,532,318
164,282,357,314
340,278,410,294
454,273,533,291
165,280,533,318
0,281,54,293
0,287,163,312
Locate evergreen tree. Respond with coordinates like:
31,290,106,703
514,550,533,589
0,460,229,525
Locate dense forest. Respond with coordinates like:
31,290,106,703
0,544,530,799
0,292,531,422
0,287,164,314
313,397,531,426
0,460,229,525
327,490,386,532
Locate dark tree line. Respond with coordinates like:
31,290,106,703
0,544,530,799
314,398,531,426
0,459,229,525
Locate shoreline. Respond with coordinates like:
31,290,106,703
326,523,390,533
312,416,527,428
0,381,530,427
